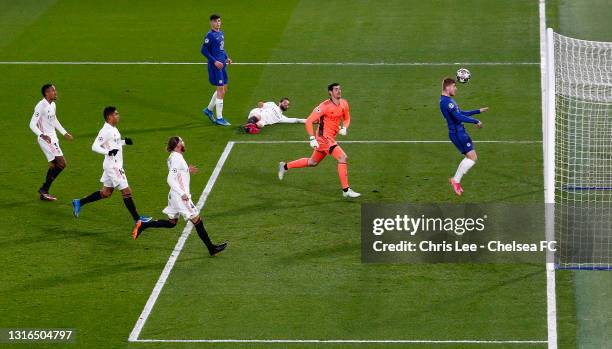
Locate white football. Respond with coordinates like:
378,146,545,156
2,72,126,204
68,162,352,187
456,68,471,83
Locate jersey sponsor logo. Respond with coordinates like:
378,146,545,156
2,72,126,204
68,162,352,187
448,103,454,109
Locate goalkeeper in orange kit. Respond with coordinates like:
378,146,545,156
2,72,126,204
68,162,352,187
278,83,360,198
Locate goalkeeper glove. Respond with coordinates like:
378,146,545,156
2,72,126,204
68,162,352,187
108,149,119,156
339,127,347,136
309,136,319,149
124,138,133,145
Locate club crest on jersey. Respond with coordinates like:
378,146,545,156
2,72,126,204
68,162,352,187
316,107,321,113
467,142,471,147
98,136,103,141
204,38,209,44
448,103,454,109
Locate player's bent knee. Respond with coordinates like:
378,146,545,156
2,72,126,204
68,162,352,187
55,158,66,169
100,189,112,198
168,219,178,227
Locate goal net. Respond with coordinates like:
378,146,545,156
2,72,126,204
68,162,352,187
546,30,612,269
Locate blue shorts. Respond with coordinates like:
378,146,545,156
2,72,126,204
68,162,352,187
207,63,228,86
449,132,474,154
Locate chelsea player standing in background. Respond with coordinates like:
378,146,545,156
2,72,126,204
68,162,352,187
440,77,488,196
201,14,232,126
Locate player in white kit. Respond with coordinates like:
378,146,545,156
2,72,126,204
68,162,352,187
246,97,305,128
133,136,228,256
29,84,73,201
71,107,151,233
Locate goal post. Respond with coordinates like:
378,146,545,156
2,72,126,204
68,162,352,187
545,28,612,270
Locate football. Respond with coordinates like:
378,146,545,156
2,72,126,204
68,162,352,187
457,68,471,83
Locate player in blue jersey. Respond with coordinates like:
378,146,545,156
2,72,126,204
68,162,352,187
440,77,488,196
201,14,232,126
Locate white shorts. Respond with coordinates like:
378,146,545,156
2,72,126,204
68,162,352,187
37,137,63,162
100,166,129,190
163,192,200,221
247,108,261,121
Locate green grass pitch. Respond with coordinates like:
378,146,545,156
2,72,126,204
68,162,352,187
2,0,610,348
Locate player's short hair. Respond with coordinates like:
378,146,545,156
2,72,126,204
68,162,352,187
210,14,221,21
442,77,456,90
41,84,54,97
328,83,340,92
103,106,117,120
167,136,182,152
280,97,290,103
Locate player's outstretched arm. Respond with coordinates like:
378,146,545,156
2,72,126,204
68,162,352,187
452,109,480,124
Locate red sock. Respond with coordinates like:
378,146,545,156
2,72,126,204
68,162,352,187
338,163,349,189
287,158,309,169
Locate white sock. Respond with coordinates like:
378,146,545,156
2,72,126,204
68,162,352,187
207,91,217,111
453,158,476,183
215,98,224,119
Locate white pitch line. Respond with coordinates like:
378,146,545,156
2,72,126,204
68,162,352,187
128,141,235,342
0,61,538,66
133,339,547,344
233,140,542,144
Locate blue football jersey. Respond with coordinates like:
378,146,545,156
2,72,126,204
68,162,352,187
439,95,480,134
201,30,227,63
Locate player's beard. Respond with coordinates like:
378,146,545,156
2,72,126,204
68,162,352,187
280,105,288,112
179,144,186,153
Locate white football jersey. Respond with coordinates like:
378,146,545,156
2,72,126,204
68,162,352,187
167,151,191,197
259,102,288,124
91,122,125,169
29,98,66,140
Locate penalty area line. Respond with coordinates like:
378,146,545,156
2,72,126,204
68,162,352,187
128,141,235,342
232,140,542,144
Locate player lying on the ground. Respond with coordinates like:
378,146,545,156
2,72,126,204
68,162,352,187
439,77,488,196
246,97,305,128
29,84,73,201
278,83,360,198
133,136,228,256
72,106,151,231
201,13,232,126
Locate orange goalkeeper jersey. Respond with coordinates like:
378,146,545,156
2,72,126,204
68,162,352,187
305,98,351,140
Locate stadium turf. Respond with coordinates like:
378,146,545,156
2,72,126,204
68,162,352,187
1,0,609,348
